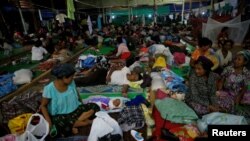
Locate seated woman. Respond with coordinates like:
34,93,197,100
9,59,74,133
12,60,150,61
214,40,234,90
186,56,219,116
217,50,250,112
215,39,233,74
217,27,229,45
40,63,99,137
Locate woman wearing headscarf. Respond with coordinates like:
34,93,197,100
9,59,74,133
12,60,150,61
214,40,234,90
40,63,99,137
186,56,220,116
217,50,250,111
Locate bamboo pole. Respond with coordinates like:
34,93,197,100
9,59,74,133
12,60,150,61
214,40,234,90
0,47,89,103
181,0,185,23
16,0,27,34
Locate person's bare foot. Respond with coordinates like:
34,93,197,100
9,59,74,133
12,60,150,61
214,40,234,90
72,128,78,134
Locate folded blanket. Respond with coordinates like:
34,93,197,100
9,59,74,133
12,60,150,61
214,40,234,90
155,98,198,124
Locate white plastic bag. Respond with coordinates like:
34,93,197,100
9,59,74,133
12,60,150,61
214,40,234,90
13,69,33,85
16,113,49,141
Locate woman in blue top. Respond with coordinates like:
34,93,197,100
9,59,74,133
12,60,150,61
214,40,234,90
40,63,99,137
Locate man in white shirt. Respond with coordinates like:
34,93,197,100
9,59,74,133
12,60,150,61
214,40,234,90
109,67,131,85
215,39,233,68
2,40,13,56
31,40,48,61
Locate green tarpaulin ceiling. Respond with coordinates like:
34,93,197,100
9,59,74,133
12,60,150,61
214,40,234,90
108,5,170,16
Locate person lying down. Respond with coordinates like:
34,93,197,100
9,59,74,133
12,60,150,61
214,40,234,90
83,96,129,111
83,95,150,112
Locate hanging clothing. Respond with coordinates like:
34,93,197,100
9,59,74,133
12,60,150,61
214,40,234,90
56,13,67,24
67,0,75,20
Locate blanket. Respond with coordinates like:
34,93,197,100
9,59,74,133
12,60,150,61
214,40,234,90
155,98,198,124
78,85,144,98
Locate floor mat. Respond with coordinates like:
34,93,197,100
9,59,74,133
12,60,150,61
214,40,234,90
82,46,115,56
79,85,143,93
78,85,145,99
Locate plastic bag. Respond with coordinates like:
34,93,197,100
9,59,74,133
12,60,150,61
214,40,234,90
8,113,32,134
16,113,49,141
0,73,17,97
82,57,96,68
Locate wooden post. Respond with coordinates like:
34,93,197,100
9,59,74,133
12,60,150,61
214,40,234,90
131,7,133,21
0,10,10,38
181,0,185,23
50,0,55,12
153,0,157,23
127,0,130,23
18,8,27,34
189,0,192,12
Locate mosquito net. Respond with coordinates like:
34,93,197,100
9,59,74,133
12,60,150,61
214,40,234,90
202,15,250,46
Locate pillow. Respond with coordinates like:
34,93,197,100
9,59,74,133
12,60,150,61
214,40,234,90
155,98,198,124
13,69,33,85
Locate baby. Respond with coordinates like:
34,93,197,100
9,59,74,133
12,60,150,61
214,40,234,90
84,96,126,111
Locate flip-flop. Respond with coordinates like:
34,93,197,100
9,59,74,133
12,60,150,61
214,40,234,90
131,130,144,141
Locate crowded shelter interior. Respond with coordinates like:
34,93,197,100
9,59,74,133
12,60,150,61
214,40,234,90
0,0,250,141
